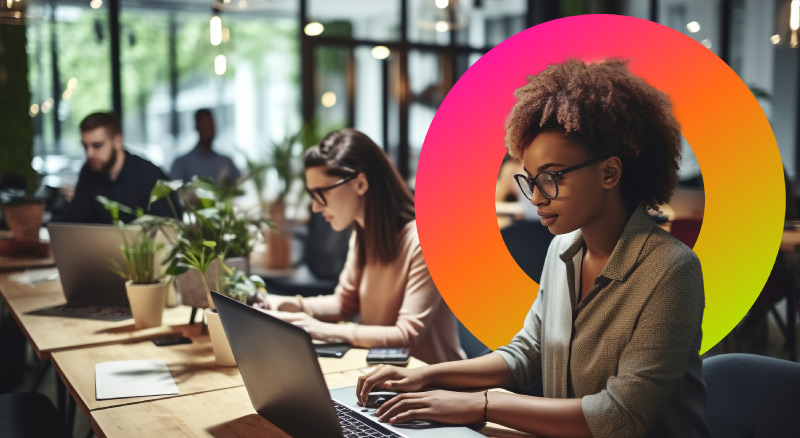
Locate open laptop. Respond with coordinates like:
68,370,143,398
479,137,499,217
210,291,485,438
29,223,138,321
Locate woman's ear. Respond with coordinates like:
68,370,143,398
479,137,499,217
354,172,369,195
601,156,622,189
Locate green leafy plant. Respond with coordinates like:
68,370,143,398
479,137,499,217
245,122,321,204
98,174,272,301
150,176,273,260
171,236,264,305
146,176,272,303
97,196,175,285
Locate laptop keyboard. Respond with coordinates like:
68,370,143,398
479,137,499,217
28,303,132,321
333,400,403,438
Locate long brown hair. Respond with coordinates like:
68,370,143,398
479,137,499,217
304,129,415,266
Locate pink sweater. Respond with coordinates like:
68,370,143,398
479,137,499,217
304,220,466,364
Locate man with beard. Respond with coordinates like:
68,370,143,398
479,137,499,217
54,112,179,223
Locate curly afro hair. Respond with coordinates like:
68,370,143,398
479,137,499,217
504,59,682,211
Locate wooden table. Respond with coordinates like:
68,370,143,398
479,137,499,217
0,253,55,272
51,333,425,417
0,273,194,360
50,328,242,416
90,372,534,438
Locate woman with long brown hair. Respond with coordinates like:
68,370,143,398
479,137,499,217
260,129,465,365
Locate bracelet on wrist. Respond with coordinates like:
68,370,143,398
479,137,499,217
483,390,489,423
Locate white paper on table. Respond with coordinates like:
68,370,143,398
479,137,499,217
9,267,59,286
95,359,179,400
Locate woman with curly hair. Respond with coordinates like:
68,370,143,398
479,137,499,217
356,59,711,437
259,129,465,365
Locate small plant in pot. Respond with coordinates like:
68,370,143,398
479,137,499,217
1,186,46,244
98,196,175,330
168,239,266,367
149,177,272,309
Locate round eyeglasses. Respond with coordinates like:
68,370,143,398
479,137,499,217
305,174,357,206
514,155,609,200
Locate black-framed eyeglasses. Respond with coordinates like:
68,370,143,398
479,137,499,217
305,174,357,206
514,155,609,200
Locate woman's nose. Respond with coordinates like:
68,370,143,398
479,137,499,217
529,183,550,207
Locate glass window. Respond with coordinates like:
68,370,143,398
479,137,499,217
27,2,111,161
657,0,722,57
309,0,400,41
408,0,526,48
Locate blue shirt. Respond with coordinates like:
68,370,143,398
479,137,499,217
170,146,241,185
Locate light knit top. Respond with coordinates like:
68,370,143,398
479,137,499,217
303,220,466,365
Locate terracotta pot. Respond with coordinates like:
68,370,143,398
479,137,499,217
125,279,169,329
205,308,236,367
3,201,45,242
264,200,291,269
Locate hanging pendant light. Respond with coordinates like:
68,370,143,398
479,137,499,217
417,0,466,33
773,0,800,48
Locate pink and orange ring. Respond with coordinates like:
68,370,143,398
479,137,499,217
416,15,783,353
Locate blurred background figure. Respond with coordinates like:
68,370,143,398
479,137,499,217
170,109,241,186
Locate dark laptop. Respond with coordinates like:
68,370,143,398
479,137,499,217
211,291,484,438
29,223,138,321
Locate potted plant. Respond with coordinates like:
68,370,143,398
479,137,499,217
149,177,272,309
170,238,265,366
247,124,312,269
97,196,174,329
1,187,45,243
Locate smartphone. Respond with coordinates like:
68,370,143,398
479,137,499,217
314,343,351,358
366,347,411,365
152,336,193,347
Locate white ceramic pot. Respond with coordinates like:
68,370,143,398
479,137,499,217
205,308,236,367
125,279,169,329
177,257,251,310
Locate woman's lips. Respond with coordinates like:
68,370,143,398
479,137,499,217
539,212,558,226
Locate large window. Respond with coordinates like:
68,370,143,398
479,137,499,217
305,0,528,181
27,1,299,195
27,2,111,161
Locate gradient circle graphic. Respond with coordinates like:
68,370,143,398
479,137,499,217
416,15,783,354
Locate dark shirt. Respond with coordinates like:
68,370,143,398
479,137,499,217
54,151,181,224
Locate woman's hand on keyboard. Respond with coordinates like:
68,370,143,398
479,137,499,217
357,365,427,406
376,390,484,426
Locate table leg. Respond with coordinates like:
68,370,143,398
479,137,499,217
67,392,77,434
55,369,66,421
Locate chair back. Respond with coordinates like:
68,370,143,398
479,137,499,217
703,353,800,438
669,217,703,248
303,212,351,280
500,219,554,283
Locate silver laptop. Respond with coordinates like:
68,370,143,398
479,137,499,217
210,291,485,438
32,223,139,320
